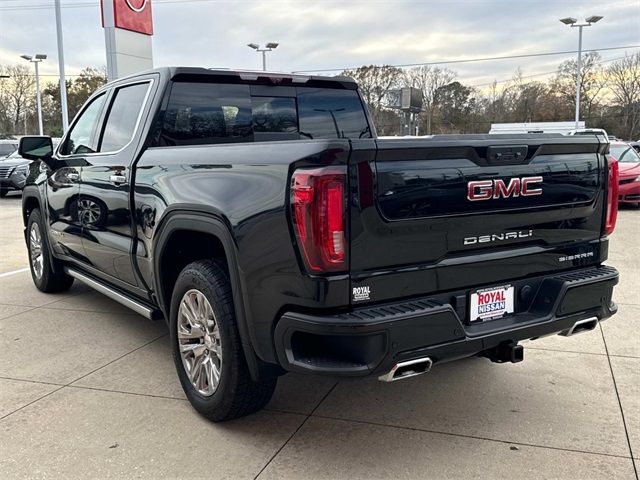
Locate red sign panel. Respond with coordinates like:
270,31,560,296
102,0,153,35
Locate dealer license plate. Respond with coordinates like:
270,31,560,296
469,285,514,322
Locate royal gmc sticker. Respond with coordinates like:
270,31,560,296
352,286,371,302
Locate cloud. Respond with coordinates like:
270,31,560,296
0,0,637,87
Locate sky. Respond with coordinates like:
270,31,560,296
0,0,638,89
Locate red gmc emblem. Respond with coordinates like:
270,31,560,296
467,176,543,201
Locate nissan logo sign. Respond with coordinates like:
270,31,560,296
125,0,149,13
105,0,154,35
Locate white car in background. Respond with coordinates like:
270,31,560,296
0,139,18,158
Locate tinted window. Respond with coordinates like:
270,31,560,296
60,93,106,155
100,83,150,152
159,83,253,146
297,88,371,140
156,83,370,146
251,97,298,133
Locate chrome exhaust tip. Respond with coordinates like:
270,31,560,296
378,357,433,382
560,317,599,337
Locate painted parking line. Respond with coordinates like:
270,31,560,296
0,268,30,278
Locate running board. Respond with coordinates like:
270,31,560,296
64,267,158,320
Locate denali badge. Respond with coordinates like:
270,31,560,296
353,286,371,302
467,176,543,201
464,230,533,245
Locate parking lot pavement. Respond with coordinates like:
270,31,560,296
0,193,28,273
0,195,638,479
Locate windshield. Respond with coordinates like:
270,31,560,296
0,144,17,157
610,144,640,163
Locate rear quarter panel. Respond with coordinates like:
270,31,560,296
132,140,351,362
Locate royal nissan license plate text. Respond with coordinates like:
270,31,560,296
470,285,514,322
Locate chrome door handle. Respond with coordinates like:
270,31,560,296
109,174,127,186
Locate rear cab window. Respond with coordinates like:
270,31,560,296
297,88,371,140
154,80,371,146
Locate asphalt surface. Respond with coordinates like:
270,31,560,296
0,191,638,479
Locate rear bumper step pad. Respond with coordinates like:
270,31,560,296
274,266,618,376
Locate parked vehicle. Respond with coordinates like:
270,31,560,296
567,128,610,141
19,67,619,421
629,141,640,154
490,121,584,135
0,140,60,197
609,142,640,207
0,139,18,158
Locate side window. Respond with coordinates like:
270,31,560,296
99,82,150,152
59,93,106,155
297,88,371,140
159,83,253,146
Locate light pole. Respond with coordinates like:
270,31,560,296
21,54,47,135
247,43,279,71
559,15,603,129
55,0,69,131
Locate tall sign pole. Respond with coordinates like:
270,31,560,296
574,25,583,130
54,0,69,131
101,0,154,81
34,61,43,135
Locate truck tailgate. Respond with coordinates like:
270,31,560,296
349,134,609,304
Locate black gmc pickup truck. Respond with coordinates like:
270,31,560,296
19,67,619,421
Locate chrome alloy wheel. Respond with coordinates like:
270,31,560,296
177,289,223,396
29,223,43,279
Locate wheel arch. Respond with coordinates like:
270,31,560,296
22,185,42,227
152,207,281,380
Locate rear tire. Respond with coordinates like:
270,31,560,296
27,209,74,293
0,188,8,198
170,259,276,422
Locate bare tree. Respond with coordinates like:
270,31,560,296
552,52,608,121
482,80,512,123
342,65,403,134
508,71,551,122
404,66,456,134
606,53,640,140
0,64,36,135
432,81,479,133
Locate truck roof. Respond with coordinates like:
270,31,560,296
104,66,358,90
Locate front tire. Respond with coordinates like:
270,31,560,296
170,260,276,422
27,209,74,293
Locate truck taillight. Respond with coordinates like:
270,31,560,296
605,156,619,235
291,166,347,273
